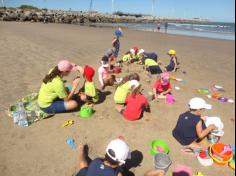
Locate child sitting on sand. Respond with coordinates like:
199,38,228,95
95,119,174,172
74,138,130,176
172,97,217,151
79,66,99,104
165,49,179,72
116,82,150,121
153,72,172,100
98,62,116,90
38,60,82,114
114,73,140,105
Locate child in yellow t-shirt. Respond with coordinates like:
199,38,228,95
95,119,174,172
80,66,99,103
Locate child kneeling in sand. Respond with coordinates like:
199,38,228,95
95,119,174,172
74,138,130,176
116,82,150,121
144,58,162,75
79,66,99,104
172,97,217,151
114,73,140,105
98,62,116,90
153,72,172,100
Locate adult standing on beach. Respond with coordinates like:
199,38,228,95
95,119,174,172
164,22,168,33
38,60,83,114
157,22,161,32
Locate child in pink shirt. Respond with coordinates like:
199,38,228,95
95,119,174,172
98,63,116,90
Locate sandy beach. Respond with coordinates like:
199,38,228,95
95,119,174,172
0,21,235,176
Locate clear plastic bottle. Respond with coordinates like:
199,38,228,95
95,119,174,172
16,102,28,127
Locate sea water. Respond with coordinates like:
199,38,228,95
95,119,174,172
91,22,235,41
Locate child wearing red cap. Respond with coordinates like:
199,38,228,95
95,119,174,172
80,66,99,103
153,72,172,100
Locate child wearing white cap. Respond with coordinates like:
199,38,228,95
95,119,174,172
74,138,130,176
172,97,217,151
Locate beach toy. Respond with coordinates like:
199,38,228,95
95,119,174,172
165,94,176,104
66,85,72,92
229,146,235,169
207,132,223,144
205,116,224,130
66,138,76,150
218,96,228,103
61,119,74,127
154,153,172,172
194,172,204,176
211,92,222,99
173,164,193,176
150,139,170,155
79,105,93,119
197,152,214,167
197,88,210,94
209,143,233,166
228,99,235,103
175,86,180,90
213,85,225,92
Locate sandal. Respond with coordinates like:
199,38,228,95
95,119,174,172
61,120,74,127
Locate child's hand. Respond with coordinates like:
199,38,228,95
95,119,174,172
209,124,217,131
72,77,80,87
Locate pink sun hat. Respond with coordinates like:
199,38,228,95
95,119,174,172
57,60,78,72
160,72,170,85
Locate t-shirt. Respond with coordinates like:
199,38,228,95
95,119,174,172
98,66,109,86
86,158,119,176
38,75,68,108
145,59,158,67
123,93,149,121
172,111,206,145
85,81,98,103
154,80,171,94
114,82,130,104
122,54,131,62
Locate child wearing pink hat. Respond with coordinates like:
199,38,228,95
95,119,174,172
79,66,99,103
153,72,172,100
38,60,82,114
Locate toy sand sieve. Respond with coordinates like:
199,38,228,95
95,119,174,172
150,139,170,155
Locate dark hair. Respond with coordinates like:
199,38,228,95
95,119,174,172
118,73,140,87
125,51,131,55
43,66,62,84
104,153,120,166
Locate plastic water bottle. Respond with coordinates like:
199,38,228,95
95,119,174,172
16,102,28,127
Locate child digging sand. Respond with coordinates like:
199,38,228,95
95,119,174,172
74,138,130,176
116,81,150,121
98,62,116,90
153,72,172,100
165,49,179,72
172,97,217,152
114,73,140,105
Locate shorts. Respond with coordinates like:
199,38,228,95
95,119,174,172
147,66,162,74
41,100,66,114
114,47,120,57
74,167,88,176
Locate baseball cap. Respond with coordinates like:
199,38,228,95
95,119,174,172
189,97,212,110
129,80,140,89
57,60,77,72
84,66,95,82
137,49,145,56
106,139,130,164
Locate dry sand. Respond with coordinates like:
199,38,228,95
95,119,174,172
0,21,235,176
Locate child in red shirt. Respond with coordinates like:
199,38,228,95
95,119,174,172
116,81,150,121
153,72,172,100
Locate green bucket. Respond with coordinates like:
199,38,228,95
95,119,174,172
79,105,93,119
150,139,170,155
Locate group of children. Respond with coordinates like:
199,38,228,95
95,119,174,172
37,28,219,175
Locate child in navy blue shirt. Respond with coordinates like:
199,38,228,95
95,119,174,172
75,138,130,176
172,97,217,151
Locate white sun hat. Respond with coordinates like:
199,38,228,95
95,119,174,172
137,49,145,55
106,139,130,164
188,97,212,110
129,80,140,89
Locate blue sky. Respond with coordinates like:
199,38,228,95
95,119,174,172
2,0,235,22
